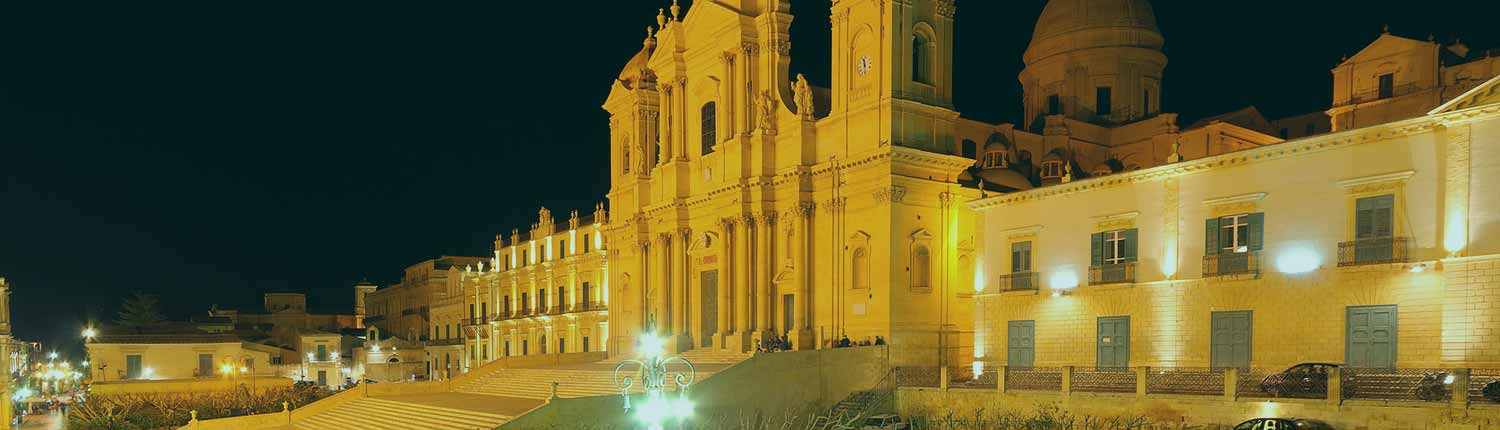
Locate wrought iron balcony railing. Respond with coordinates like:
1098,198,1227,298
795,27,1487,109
1203,251,1261,278
425,338,464,346
1089,262,1137,285
1338,237,1411,267
571,301,608,312
997,271,1040,291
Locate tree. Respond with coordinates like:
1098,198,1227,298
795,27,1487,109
115,291,165,333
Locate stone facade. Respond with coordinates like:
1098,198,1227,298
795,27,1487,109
970,75,1500,370
460,206,610,370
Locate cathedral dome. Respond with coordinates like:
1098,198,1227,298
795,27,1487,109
1024,0,1162,64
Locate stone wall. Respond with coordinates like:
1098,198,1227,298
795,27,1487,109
92,376,293,394
897,387,1500,430
502,346,892,429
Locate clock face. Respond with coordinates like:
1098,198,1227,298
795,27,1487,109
856,55,872,76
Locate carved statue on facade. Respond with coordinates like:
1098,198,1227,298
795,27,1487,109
794,73,814,120
759,89,778,133
621,133,632,173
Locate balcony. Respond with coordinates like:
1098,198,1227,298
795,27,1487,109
1338,237,1411,267
996,271,1040,291
1336,82,1420,107
426,338,464,346
572,301,607,312
1089,262,1137,285
460,317,486,327
1203,251,1261,278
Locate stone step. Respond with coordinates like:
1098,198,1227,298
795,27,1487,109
293,397,508,430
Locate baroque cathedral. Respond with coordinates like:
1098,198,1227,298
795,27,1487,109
595,0,1499,368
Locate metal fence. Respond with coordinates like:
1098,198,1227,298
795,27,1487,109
1202,252,1261,278
1005,367,1063,391
1234,368,1276,399
1146,367,1224,396
1470,369,1500,404
895,366,942,388
1089,262,1137,285
996,271,1040,291
1337,237,1411,266
1344,367,1450,402
896,365,1480,404
948,365,999,389
1072,367,1136,393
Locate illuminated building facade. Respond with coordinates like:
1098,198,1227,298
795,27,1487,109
462,205,611,368
969,0,1500,370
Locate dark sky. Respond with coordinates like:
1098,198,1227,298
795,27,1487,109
2,1,1495,357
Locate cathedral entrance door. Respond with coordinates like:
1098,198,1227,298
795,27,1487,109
700,270,719,348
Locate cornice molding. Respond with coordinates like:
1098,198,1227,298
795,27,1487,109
1202,192,1267,207
1337,170,1416,189
964,108,1494,211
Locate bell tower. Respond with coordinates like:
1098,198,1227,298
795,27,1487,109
832,0,957,153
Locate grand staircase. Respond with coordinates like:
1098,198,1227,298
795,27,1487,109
293,397,510,430
453,348,747,400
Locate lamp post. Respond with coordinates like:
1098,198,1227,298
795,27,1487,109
613,328,695,430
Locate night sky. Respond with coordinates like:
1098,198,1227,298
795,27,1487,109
3,1,1496,357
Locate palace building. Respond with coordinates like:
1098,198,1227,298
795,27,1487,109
967,1,1500,372
459,206,611,368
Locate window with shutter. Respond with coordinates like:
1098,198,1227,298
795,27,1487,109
1355,195,1395,239
1090,232,1105,266
1011,241,1032,273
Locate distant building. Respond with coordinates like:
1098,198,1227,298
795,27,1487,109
460,206,610,373
1327,30,1500,131
84,291,357,391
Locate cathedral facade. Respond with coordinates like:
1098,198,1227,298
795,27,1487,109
603,0,977,364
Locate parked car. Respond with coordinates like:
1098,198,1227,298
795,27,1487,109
861,414,907,430
1260,363,1350,398
1234,418,1333,430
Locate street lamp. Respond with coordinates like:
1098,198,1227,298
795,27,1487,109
613,330,695,430
82,327,98,341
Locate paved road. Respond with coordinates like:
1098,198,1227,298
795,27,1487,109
15,410,66,430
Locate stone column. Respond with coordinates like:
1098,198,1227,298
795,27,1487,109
639,240,651,334
659,233,672,335
755,213,772,333
720,52,735,139
790,202,813,350
676,229,691,337
733,215,752,351
715,218,733,348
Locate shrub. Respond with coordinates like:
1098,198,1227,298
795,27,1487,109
68,384,331,430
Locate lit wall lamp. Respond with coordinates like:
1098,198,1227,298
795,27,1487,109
1409,263,1430,273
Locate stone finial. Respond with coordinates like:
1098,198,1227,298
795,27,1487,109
190,410,199,421
670,0,681,21
282,401,290,412
1382,24,1390,34
656,8,666,27
644,26,656,48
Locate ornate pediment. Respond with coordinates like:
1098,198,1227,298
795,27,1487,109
1431,74,1500,115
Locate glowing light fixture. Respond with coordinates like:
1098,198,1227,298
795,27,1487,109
616,324,695,430
1409,263,1428,273
971,361,984,380
1276,247,1321,274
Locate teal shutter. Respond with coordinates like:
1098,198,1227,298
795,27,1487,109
1355,195,1395,239
1373,195,1394,238
1091,232,1104,266
1123,229,1139,262
1247,212,1265,251
1205,218,1220,255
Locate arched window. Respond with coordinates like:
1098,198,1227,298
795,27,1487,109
961,139,977,160
701,102,717,155
912,246,931,288
912,32,932,84
852,247,870,290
